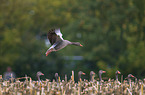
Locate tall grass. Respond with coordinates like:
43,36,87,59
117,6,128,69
0,73,144,95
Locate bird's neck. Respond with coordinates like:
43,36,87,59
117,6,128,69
78,74,81,81
128,78,131,83
99,73,102,81
37,75,41,82
90,75,93,82
116,74,118,81
55,76,58,82
63,40,71,45
70,42,79,46
65,75,67,82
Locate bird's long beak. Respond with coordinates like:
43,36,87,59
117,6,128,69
80,44,83,47
41,73,44,75
131,75,134,77
102,71,106,73
118,71,121,74
82,73,85,75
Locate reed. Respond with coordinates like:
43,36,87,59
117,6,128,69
0,73,144,95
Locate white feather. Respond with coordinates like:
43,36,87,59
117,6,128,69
55,29,64,40
45,43,57,54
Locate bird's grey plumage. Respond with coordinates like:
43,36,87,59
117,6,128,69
90,71,95,82
54,40,71,50
37,71,44,83
78,71,85,81
55,73,59,82
99,70,106,81
115,70,121,81
45,28,83,56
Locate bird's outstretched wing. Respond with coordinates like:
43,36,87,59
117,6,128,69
47,28,63,45
55,29,64,40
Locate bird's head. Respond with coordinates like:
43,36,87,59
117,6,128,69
99,70,106,75
71,42,83,47
37,71,44,77
128,74,134,78
80,44,83,47
78,71,85,75
90,71,95,76
116,70,121,74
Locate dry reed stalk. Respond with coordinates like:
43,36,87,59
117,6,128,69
72,71,74,83
140,84,143,95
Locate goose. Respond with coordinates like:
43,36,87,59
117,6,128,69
55,73,60,87
98,70,106,86
55,73,59,82
125,74,135,81
78,71,85,81
125,74,135,83
90,71,95,82
37,71,44,83
115,70,121,81
115,70,121,85
45,28,83,56
125,74,135,90
99,70,106,81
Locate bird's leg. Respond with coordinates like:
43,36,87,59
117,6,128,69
45,48,53,56
45,42,59,56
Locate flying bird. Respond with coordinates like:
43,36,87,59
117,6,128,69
45,28,83,56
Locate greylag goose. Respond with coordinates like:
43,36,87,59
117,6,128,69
78,71,85,81
55,73,60,87
90,71,95,82
37,71,44,83
45,28,83,56
125,74,135,82
125,74,135,80
99,70,106,81
115,70,121,81
125,74,135,90
55,73,59,82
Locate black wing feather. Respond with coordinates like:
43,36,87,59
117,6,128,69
47,28,62,45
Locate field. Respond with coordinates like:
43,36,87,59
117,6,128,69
1,1,145,95
0,71,144,95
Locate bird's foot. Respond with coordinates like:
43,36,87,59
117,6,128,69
45,49,53,56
